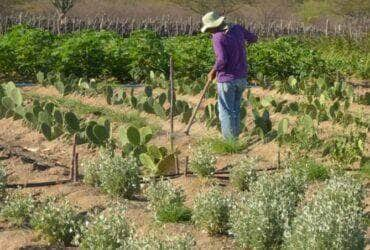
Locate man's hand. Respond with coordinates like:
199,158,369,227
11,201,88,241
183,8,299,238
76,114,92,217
207,68,217,82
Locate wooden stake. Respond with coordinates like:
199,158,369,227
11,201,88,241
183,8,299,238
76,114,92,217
70,134,77,181
169,56,179,174
74,153,79,182
169,56,175,153
185,156,189,177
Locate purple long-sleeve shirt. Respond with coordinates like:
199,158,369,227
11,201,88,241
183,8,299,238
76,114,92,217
212,24,258,83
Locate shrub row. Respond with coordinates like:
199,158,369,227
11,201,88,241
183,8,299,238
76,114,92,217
1,25,366,82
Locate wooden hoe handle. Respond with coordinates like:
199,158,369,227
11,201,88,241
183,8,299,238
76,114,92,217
184,79,213,135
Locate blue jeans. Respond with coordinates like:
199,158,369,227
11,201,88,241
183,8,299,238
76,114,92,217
217,78,248,139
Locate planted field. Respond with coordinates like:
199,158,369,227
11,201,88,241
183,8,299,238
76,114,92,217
0,25,369,249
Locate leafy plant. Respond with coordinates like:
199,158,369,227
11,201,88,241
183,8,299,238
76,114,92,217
119,125,153,157
201,137,249,154
79,204,133,249
285,175,365,249
230,157,258,191
324,131,366,165
0,25,55,79
1,194,35,227
189,144,216,177
132,234,195,250
230,170,306,249
30,198,82,245
0,163,7,200
192,187,231,235
139,145,175,177
98,155,140,199
126,30,168,82
145,179,191,223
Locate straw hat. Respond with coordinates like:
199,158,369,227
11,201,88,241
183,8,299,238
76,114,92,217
201,12,225,33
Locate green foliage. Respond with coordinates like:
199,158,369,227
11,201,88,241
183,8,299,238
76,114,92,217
0,25,55,79
290,157,330,182
98,155,140,199
0,163,7,200
79,204,133,249
248,36,331,80
230,170,306,249
192,187,231,235
139,146,175,177
119,125,153,157
83,149,112,187
189,144,216,177
285,175,365,249
165,34,213,80
132,234,195,250
145,180,191,222
53,30,129,79
1,194,35,227
201,137,248,154
30,198,82,245
126,30,168,82
230,157,258,191
324,131,366,165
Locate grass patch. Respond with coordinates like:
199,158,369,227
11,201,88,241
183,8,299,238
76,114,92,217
200,137,249,154
24,92,160,132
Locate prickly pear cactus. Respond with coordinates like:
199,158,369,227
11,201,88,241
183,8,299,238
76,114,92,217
64,112,80,133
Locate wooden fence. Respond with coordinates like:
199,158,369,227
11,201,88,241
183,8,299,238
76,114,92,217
0,13,368,38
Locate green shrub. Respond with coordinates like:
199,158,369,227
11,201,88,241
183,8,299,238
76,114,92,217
230,157,258,191
0,164,7,200
285,175,365,249
99,155,140,199
289,157,330,182
247,36,330,80
83,149,112,187
324,131,366,165
164,34,213,80
53,30,129,79
126,30,169,82
145,180,191,222
189,144,216,177
192,187,231,235
0,25,55,79
230,170,306,249
132,234,195,250
1,194,35,227
30,198,82,245
79,205,133,249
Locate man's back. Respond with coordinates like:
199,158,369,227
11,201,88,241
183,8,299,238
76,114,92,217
212,24,258,83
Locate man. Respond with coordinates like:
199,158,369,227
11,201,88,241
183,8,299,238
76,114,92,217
201,11,258,139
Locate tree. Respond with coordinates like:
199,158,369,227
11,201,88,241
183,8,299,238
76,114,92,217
50,0,76,33
166,0,253,15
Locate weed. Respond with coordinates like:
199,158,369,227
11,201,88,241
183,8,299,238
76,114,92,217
192,187,231,235
79,204,133,249
1,194,35,227
145,180,191,223
0,163,7,200
230,170,306,249
230,157,258,191
30,198,83,245
289,157,330,182
285,175,365,249
99,155,140,199
200,137,248,154
132,234,195,250
189,144,216,177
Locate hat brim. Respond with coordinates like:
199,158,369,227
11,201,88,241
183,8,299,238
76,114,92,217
201,16,225,33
